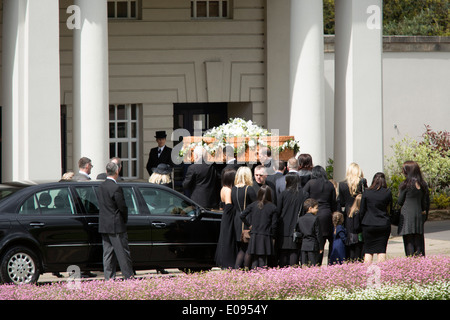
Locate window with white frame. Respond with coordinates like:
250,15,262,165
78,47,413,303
191,0,230,19
107,0,138,19
109,104,140,179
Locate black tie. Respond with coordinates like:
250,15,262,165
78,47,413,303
158,148,162,157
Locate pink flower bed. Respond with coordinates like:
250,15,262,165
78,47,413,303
0,256,449,300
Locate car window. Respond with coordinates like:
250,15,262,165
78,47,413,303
74,186,139,215
122,187,139,215
138,187,196,216
19,188,75,215
74,186,100,214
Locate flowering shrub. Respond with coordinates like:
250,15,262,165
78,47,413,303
0,256,449,300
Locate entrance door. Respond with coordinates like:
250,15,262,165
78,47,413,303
174,103,228,136
173,103,228,192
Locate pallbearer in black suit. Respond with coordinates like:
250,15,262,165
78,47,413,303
97,162,134,280
146,131,174,176
182,146,220,209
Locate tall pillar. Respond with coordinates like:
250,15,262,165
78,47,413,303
73,0,109,178
334,0,384,182
289,0,326,167
2,0,61,182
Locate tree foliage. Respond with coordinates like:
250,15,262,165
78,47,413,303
324,0,450,36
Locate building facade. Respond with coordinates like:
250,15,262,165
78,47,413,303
1,0,448,184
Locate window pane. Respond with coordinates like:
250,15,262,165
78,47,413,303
109,123,116,139
19,195,38,215
75,187,100,214
209,1,219,17
117,122,127,138
222,1,228,17
132,142,137,158
117,142,129,158
122,160,129,177
139,188,196,216
109,105,115,120
132,160,137,177
117,1,128,18
117,105,126,120
107,2,116,18
131,123,137,138
130,1,136,18
122,187,139,215
131,104,137,120
110,143,116,158
197,1,207,17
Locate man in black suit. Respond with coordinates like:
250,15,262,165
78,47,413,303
146,131,174,176
97,161,133,280
182,146,220,209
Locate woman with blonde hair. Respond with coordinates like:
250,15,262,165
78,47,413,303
232,166,257,268
346,194,364,261
338,163,367,261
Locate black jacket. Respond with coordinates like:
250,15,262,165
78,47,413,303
297,212,324,252
98,178,128,234
360,188,392,227
183,162,220,209
146,146,174,176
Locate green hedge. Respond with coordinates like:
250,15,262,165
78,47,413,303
324,0,450,36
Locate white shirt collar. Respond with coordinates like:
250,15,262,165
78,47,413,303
106,176,117,183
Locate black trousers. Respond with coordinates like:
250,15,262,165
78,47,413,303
301,250,319,267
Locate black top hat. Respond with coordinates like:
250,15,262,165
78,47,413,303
152,163,172,175
155,131,167,139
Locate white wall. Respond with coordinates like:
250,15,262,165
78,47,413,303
382,51,450,160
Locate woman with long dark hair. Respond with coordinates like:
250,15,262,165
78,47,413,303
360,172,392,263
240,185,278,268
276,173,307,266
397,161,430,256
215,168,237,269
297,153,313,187
303,165,337,265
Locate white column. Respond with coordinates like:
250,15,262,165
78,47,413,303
2,0,61,182
266,0,290,135
289,0,326,167
73,0,109,178
334,0,384,182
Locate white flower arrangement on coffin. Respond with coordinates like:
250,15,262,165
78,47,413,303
178,118,301,160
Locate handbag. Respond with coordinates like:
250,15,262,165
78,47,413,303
238,186,251,243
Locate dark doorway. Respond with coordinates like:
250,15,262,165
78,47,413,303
173,103,228,193
174,103,228,136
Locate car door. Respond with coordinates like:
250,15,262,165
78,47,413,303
73,185,152,267
137,186,220,268
16,187,91,267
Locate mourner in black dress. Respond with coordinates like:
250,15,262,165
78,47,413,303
240,185,278,269
303,165,337,265
360,172,392,263
215,169,237,269
276,174,307,267
338,162,367,261
397,161,430,257
232,166,257,269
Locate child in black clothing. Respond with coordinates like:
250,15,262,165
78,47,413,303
298,198,324,266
